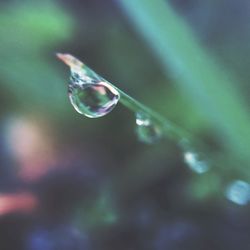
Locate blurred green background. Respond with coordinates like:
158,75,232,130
0,0,250,249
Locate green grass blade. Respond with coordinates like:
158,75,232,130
119,0,250,168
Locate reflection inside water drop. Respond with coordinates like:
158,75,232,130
57,53,120,118
226,180,250,206
68,81,120,118
184,151,209,174
135,113,162,144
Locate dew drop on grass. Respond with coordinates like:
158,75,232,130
225,180,250,206
68,81,120,118
135,112,162,144
184,151,209,174
57,53,120,118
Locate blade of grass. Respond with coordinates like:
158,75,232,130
57,53,194,143
118,0,250,172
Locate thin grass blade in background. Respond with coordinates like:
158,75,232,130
118,0,250,176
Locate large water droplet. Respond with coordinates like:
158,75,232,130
135,112,162,144
184,151,209,174
68,81,120,118
225,180,250,206
57,53,120,118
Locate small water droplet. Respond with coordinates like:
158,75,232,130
57,53,120,118
135,112,162,144
68,81,120,118
225,180,250,206
184,151,209,174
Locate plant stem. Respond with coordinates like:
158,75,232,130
57,53,201,150
114,86,192,142
57,53,194,144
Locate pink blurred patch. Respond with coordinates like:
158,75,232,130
5,116,58,182
0,192,38,216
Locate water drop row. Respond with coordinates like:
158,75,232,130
57,53,249,205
